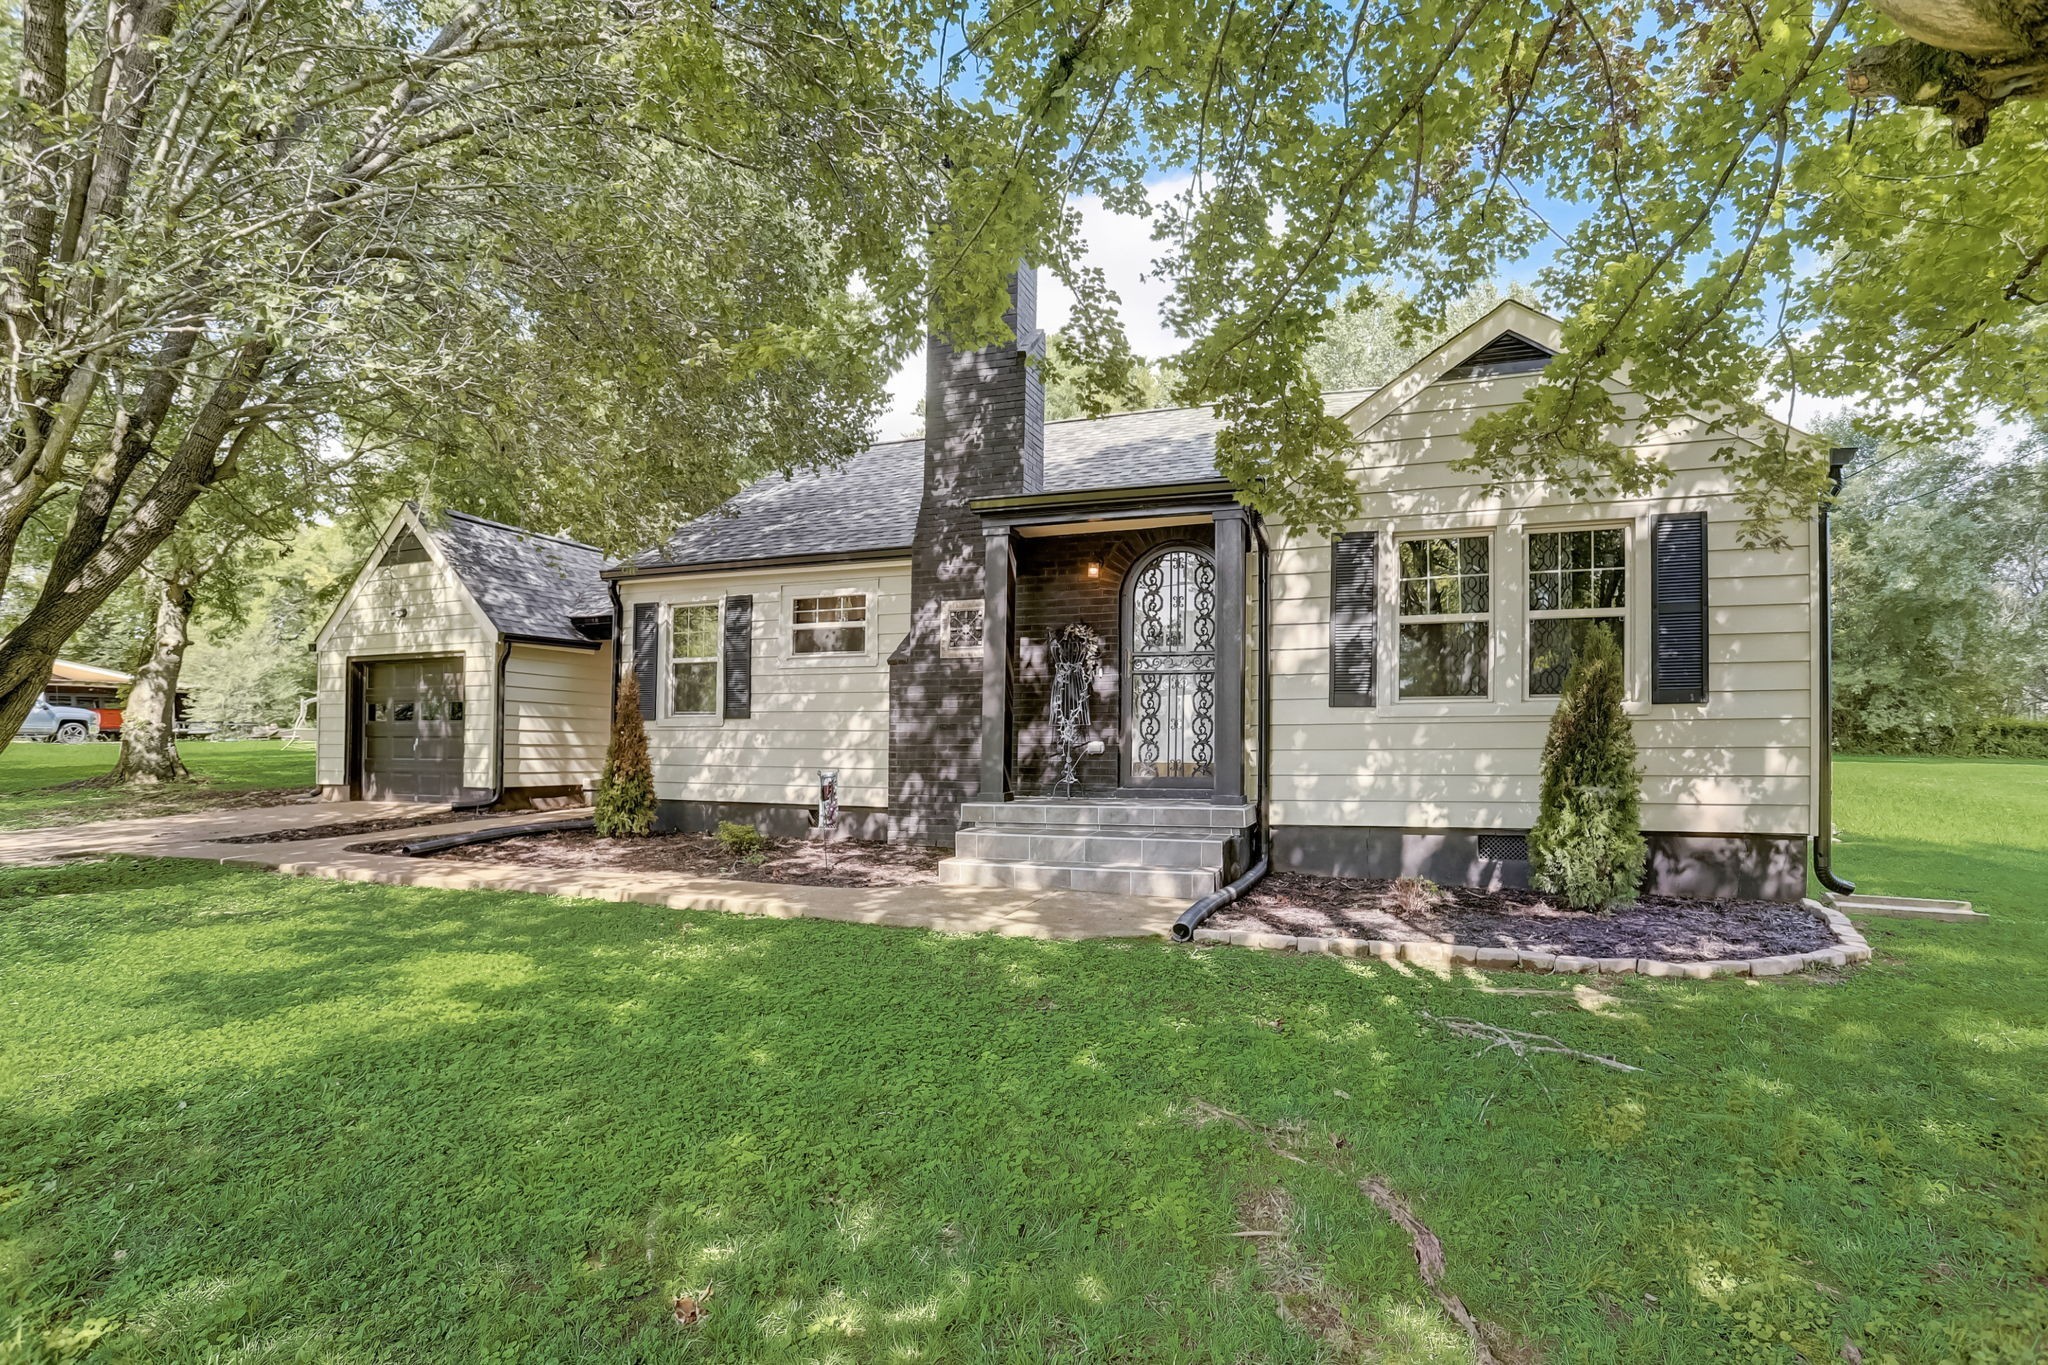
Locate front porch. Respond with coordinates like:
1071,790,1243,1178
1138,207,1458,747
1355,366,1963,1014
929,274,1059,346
939,488,1262,897
941,795,1256,899
974,493,1256,804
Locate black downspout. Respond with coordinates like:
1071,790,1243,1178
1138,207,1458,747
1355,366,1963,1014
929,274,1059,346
453,637,511,812
1173,514,1272,941
1814,448,1856,895
606,579,624,719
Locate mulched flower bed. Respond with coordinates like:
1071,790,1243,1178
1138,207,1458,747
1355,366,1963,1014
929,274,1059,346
401,829,945,889
1210,871,1833,962
215,811,479,844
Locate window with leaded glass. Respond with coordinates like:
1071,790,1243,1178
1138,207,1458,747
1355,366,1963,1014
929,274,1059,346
791,593,868,655
1527,527,1627,696
1396,535,1491,699
669,603,719,715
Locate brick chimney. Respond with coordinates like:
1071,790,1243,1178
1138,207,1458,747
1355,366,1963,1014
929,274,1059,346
888,268,1045,845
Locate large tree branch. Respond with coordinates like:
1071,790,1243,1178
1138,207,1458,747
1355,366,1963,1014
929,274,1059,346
1846,38,2048,146
4,0,71,357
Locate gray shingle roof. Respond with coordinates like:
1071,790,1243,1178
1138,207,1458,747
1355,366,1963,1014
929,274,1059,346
629,438,926,571
428,510,610,646
629,391,1373,572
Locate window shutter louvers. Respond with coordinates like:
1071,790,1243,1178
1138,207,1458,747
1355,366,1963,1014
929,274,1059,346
632,602,659,719
1651,513,1709,704
1329,532,1379,707
722,595,753,720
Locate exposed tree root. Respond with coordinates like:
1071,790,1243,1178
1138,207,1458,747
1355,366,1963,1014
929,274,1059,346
1194,1098,1537,1360
1420,1010,1644,1072
1186,1099,1309,1163
1360,1177,1503,1365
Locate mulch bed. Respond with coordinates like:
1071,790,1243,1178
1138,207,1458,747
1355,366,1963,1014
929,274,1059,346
215,810,480,845
1211,872,1833,961
403,829,946,888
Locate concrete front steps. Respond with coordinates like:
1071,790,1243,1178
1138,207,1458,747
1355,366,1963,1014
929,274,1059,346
938,797,1255,900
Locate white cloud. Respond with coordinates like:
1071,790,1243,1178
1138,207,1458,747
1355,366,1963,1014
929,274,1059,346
874,178,1189,440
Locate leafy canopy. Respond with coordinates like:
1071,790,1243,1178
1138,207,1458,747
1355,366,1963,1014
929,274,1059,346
1827,423,2048,751
925,0,2048,536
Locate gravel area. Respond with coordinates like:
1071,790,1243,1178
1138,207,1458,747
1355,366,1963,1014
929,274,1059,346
405,829,946,888
1212,872,1833,961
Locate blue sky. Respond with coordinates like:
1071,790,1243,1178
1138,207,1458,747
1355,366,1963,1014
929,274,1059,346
875,173,1584,438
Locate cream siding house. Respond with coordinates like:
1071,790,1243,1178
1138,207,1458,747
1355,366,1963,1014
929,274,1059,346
613,560,911,836
1264,303,1816,897
315,284,1837,904
314,505,613,805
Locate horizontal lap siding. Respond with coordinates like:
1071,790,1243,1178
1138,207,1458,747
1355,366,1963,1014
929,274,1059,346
619,564,909,809
1268,372,1816,838
503,643,613,789
316,556,497,790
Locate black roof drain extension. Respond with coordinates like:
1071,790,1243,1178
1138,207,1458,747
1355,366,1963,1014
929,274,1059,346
1174,513,1273,942
453,637,512,813
396,817,594,857
1814,448,1856,896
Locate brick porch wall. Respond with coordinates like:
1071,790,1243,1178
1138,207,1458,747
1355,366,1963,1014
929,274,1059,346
1009,527,1201,795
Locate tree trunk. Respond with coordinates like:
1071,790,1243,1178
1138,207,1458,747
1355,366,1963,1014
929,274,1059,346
109,571,196,785
1847,0,2048,143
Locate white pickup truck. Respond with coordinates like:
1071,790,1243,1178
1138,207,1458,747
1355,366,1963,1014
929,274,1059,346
17,695,101,743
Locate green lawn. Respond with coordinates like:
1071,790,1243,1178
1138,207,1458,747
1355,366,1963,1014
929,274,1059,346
0,740,313,831
1,757,2042,1363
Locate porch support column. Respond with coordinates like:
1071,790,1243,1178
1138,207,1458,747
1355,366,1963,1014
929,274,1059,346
1211,507,1250,804
979,525,1015,800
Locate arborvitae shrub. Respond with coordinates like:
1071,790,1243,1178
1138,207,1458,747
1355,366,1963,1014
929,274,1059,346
594,674,656,838
1527,626,1646,910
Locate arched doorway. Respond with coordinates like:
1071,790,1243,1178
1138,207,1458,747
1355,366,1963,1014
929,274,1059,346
1121,544,1218,789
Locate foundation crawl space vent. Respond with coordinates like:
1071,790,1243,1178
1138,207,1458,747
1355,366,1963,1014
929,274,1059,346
1478,832,1530,862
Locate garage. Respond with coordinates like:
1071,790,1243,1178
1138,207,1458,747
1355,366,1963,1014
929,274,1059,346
358,658,465,801
317,506,612,804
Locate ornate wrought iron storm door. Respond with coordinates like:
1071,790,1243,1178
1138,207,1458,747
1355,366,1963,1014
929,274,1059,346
1122,545,1218,788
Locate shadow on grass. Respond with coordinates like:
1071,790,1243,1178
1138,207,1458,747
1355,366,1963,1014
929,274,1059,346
3,855,2044,1363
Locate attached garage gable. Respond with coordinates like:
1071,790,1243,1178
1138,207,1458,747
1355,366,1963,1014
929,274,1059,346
315,505,613,804
314,510,501,799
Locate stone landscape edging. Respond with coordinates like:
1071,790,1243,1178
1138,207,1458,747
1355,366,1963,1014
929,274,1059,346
1187,897,1871,978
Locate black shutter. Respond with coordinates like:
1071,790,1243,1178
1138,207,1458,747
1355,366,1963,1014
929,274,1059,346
1329,531,1378,707
722,595,752,720
632,602,659,719
1651,513,1709,704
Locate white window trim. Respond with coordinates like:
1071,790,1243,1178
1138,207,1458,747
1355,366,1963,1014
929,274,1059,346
940,598,986,661
784,587,878,665
1524,521,1631,701
663,595,724,725
1392,530,1495,703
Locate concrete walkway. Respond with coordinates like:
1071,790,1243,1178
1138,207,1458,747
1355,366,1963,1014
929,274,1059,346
0,801,1184,940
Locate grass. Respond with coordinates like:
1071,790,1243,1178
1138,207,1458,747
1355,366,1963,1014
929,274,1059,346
0,740,313,831
1,757,2043,1363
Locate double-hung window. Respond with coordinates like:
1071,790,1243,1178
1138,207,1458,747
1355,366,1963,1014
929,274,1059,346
791,593,867,655
1396,535,1491,698
669,602,719,716
1527,527,1626,695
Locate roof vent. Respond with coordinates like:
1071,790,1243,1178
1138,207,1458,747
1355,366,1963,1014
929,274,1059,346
380,527,430,567
1443,331,1554,381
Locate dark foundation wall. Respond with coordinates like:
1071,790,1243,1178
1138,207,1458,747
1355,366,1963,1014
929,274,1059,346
1271,826,1809,901
656,799,892,843
1008,527,1197,794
